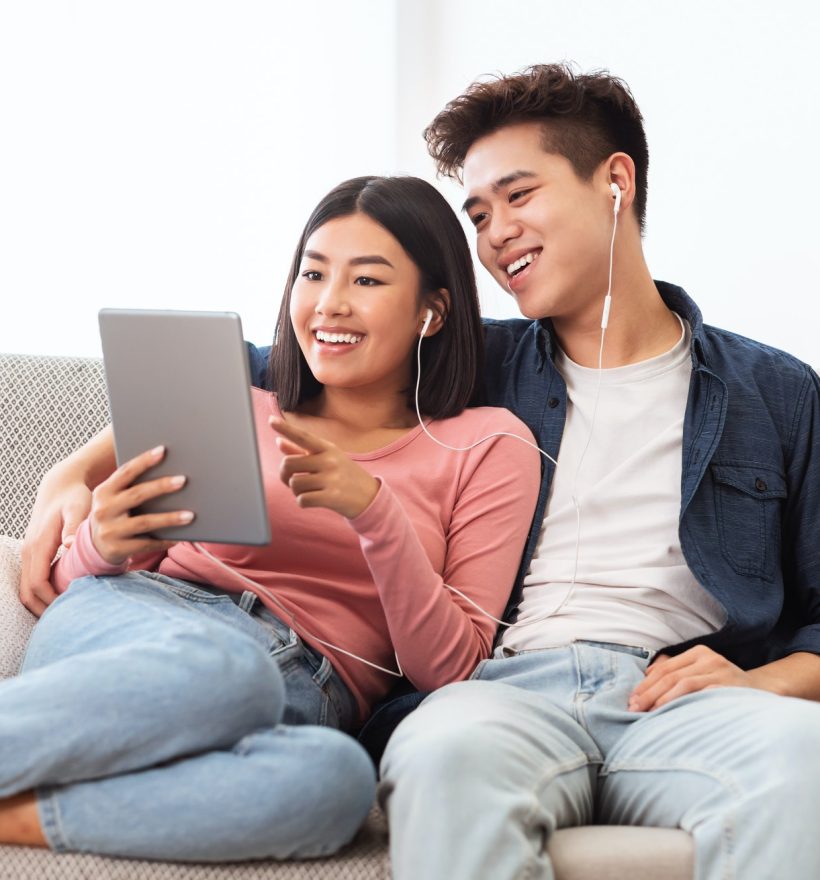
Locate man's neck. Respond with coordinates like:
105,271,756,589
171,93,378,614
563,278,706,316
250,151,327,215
552,259,682,369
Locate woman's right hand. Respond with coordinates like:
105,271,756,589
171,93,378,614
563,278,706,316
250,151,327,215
88,445,194,565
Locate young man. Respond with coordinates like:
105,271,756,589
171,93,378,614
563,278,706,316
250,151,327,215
14,64,820,877
374,65,820,880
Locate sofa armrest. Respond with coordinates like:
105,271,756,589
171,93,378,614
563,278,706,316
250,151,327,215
0,537,36,680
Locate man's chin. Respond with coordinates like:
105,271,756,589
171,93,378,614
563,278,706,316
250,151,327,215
510,289,556,321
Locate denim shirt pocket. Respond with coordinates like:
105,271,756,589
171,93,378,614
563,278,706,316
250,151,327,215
711,463,787,581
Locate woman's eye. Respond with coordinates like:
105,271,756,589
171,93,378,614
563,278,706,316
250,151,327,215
354,276,381,287
301,270,322,281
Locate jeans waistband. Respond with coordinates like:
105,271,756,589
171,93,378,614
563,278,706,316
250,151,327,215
188,583,245,606
573,640,656,660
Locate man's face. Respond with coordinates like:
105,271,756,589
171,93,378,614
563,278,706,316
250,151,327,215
462,121,615,324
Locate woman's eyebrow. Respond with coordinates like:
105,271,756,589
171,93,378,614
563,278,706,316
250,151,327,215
348,255,394,268
302,250,394,269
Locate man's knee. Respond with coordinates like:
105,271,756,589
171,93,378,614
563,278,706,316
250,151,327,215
380,681,520,791
749,697,820,791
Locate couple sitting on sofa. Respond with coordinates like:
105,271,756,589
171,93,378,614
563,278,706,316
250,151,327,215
4,64,820,880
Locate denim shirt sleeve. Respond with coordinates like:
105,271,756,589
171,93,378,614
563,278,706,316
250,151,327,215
780,366,820,657
245,342,272,390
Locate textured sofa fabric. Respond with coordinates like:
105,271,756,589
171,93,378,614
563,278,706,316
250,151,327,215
0,352,694,879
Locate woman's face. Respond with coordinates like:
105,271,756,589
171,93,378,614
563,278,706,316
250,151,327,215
290,212,429,399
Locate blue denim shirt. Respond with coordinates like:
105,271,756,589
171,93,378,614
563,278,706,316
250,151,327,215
247,281,820,671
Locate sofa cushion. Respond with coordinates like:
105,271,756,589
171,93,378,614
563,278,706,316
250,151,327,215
0,354,109,540
0,536,34,679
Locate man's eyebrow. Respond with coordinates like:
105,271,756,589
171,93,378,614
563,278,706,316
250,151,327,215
461,170,539,213
302,251,394,269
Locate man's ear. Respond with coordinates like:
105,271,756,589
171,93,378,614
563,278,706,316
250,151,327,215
605,152,636,216
421,289,450,338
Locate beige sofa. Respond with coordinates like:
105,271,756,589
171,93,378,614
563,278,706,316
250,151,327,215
0,352,694,879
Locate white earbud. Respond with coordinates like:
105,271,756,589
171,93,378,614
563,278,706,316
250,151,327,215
610,182,622,215
420,308,434,337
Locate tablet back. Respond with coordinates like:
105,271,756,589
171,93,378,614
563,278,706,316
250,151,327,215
98,309,271,545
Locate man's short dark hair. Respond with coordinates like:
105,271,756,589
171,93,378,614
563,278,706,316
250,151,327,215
425,63,650,231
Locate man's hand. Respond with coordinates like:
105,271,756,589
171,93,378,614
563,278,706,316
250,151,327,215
20,479,93,616
270,417,379,519
628,645,754,712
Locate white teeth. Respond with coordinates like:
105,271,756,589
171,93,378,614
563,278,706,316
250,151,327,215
506,251,538,276
315,330,363,344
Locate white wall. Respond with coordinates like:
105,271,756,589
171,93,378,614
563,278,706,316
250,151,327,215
0,1,397,356
395,0,820,366
2,0,818,365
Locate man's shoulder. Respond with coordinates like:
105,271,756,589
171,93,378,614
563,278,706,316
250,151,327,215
701,322,815,389
482,315,538,341
481,317,542,368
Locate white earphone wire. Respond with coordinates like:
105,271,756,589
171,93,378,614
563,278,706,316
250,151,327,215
192,541,404,678
186,191,619,668
416,193,619,629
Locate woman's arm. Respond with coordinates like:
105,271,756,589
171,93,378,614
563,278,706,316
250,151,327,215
271,413,541,691
349,428,540,691
20,426,117,615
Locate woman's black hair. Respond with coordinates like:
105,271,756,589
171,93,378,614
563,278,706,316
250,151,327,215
267,176,483,418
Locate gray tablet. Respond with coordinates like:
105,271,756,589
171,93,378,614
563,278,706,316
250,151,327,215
98,308,271,545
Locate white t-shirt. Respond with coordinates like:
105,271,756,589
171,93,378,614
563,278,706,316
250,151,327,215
500,316,726,653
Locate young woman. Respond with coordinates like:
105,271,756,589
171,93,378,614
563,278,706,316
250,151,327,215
0,176,539,861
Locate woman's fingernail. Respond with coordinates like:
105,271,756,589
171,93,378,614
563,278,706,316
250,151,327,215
151,445,165,457
169,475,186,488
178,511,195,523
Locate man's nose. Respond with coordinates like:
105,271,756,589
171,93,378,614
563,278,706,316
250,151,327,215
487,205,521,250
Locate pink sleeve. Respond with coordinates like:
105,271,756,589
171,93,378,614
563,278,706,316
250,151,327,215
348,428,540,692
50,519,165,593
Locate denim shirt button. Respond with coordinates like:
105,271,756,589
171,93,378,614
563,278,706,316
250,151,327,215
547,397,560,409
755,477,768,492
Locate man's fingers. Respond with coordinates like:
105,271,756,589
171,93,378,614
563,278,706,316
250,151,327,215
20,520,64,615
649,675,716,710
269,417,329,454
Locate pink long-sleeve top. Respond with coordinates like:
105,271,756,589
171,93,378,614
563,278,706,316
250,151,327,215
53,389,540,722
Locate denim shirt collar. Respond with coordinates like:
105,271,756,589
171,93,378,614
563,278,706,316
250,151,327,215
533,280,710,371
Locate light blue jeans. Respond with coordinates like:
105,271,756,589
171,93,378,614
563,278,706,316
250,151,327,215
0,571,376,861
380,641,820,880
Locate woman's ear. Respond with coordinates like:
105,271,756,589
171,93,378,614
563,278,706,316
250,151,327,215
420,289,450,338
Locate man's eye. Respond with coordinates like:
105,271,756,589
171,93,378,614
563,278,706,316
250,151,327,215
354,276,381,286
509,188,533,203
470,212,488,229
301,270,322,281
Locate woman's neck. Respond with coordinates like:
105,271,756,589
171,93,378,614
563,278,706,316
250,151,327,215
285,388,419,452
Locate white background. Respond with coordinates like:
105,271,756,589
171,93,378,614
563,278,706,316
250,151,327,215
1,0,818,365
